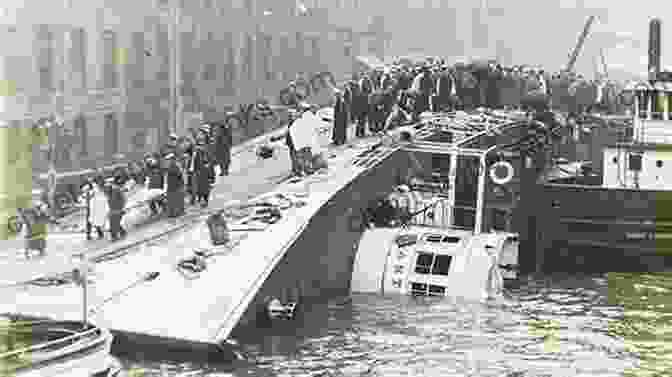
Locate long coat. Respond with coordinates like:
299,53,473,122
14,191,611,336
90,187,109,228
188,145,213,196
214,124,233,168
332,97,348,145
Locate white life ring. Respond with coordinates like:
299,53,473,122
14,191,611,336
489,161,514,185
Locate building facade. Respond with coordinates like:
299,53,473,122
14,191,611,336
0,0,387,176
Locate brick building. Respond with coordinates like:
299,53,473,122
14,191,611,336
0,0,388,176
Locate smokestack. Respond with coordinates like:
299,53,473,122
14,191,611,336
649,18,661,81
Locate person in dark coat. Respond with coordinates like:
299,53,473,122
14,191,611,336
369,91,387,133
213,122,233,176
434,66,454,112
332,91,348,145
188,131,214,208
355,75,373,137
107,176,127,241
164,153,185,217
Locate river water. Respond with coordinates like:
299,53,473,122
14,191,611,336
116,272,671,377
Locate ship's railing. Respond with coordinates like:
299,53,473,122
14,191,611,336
0,323,104,361
389,196,476,229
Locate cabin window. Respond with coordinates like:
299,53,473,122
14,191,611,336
431,255,452,275
415,252,433,274
411,282,428,295
657,160,664,168
628,154,643,171
428,285,445,296
612,156,618,164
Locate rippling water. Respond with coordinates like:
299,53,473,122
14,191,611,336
116,273,672,377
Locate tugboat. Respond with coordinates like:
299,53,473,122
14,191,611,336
350,109,553,300
533,18,672,272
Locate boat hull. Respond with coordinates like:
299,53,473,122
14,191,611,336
231,148,415,335
532,183,672,272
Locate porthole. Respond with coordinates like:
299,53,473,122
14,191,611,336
612,157,618,164
657,160,664,168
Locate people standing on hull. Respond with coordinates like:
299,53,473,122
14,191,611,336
270,109,302,176
332,90,348,146
355,74,373,137
213,121,232,176
433,65,455,112
384,103,411,132
107,175,127,241
369,90,387,133
145,155,165,215
411,65,434,114
188,130,215,208
164,152,185,218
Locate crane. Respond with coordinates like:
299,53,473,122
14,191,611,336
566,15,596,72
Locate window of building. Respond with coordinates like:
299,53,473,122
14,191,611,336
244,0,254,15
245,33,254,80
263,34,273,81
280,35,291,81
311,37,320,59
131,32,145,89
102,30,119,88
104,113,118,156
296,32,304,57
132,130,147,150
36,24,54,91
203,0,213,9
74,115,87,156
344,45,351,57
224,33,236,94
68,28,87,90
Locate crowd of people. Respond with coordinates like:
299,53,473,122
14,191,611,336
80,122,233,242
319,58,627,148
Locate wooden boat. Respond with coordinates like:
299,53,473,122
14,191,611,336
0,318,116,377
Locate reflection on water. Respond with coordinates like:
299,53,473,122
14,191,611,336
117,273,671,377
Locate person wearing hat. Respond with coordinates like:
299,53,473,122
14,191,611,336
164,152,185,217
212,121,233,176
188,131,214,208
332,90,348,146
